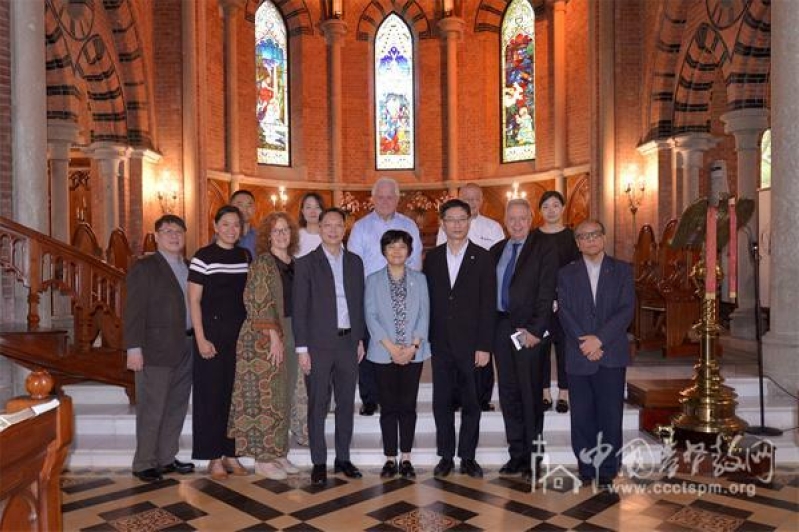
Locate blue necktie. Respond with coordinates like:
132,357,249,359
501,242,520,311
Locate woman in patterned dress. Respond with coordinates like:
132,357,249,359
188,205,251,480
364,229,431,479
228,212,303,479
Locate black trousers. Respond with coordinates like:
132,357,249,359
432,348,482,460
542,318,569,390
374,361,423,456
569,366,626,479
358,330,379,405
305,337,358,465
493,315,548,464
192,335,237,460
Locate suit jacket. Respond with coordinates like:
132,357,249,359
364,267,431,363
123,252,188,367
556,254,635,375
292,245,365,349
490,231,558,339
423,241,496,356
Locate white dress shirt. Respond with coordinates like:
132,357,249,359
348,210,423,276
446,242,468,289
584,253,604,303
436,213,505,250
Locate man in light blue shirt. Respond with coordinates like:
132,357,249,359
348,177,423,414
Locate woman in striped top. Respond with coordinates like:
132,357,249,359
188,205,251,480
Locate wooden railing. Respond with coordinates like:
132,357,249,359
0,216,127,352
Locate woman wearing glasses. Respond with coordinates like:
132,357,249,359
228,212,304,479
188,205,251,480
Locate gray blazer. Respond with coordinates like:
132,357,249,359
364,267,431,363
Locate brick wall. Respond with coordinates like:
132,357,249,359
0,0,11,220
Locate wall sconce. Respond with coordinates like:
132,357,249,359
506,182,527,201
327,0,343,19
442,0,456,17
157,174,179,214
624,166,646,237
270,185,288,210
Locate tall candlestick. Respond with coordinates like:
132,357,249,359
443,0,454,14
705,204,717,299
728,197,737,300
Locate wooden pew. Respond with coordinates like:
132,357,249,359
106,228,134,271
0,370,73,531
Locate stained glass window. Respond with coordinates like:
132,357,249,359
761,129,771,189
255,1,289,166
501,0,535,163
375,14,414,170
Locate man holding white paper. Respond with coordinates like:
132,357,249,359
490,199,558,481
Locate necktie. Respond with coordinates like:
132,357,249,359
501,242,520,311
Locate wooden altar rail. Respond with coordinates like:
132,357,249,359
633,220,704,357
0,372,73,532
0,216,127,352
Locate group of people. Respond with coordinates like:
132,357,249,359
124,177,634,491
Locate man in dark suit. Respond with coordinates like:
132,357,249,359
490,199,558,481
557,219,635,489
293,207,366,485
124,214,195,482
424,199,496,478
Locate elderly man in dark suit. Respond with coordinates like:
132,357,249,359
557,219,635,490
124,214,195,483
424,199,496,478
293,207,366,485
490,198,558,481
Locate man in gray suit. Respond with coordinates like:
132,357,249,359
124,214,195,482
293,208,366,485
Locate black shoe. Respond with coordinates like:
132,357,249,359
160,459,195,475
597,477,614,490
399,460,416,478
359,402,378,416
380,460,398,478
133,468,163,483
522,463,540,482
311,464,327,485
459,459,483,478
579,475,595,488
543,398,553,411
556,399,569,413
434,458,454,477
480,402,495,412
334,459,362,478
499,458,523,475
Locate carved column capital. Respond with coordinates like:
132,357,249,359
438,16,466,42
720,108,770,151
320,18,348,45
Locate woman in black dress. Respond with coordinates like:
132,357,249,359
188,205,251,480
536,191,580,414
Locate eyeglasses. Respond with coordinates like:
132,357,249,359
442,216,469,225
271,227,291,236
576,230,604,242
158,228,185,237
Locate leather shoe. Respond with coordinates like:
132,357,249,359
434,458,454,477
542,398,553,411
499,458,523,475
359,402,378,416
333,459,362,478
160,459,195,475
480,402,495,412
380,460,398,478
459,458,483,478
311,464,327,485
556,399,569,413
133,468,163,483
399,460,416,478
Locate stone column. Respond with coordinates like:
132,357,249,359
129,149,163,253
221,0,244,184
763,0,799,392
552,0,567,194
668,133,719,213
636,139,670,230
321,18,347,208
86,142,132,245
47,120,81,243
183,0,200,254
720,108,769,339
592,0,615,247
438,16,465,191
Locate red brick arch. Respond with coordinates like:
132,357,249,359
727,0,770,110
355,0,433,42
473,0,546,34
244,0,314,36
45,2,82,125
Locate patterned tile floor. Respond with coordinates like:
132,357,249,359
62,465,799,531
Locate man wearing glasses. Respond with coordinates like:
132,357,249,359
424,199,496,478
124,215,195,482
556,219,635,491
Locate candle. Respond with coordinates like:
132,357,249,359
332,0,342,16
705,204,717,300
728,197,737,300
444,0,454,13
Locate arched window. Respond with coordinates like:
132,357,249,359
760,128,771,189
501,0,535,163
375,13,415,170
255,1,290,166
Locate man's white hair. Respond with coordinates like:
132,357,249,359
505,197,532,214
371,176,400,197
